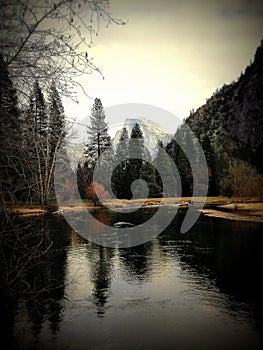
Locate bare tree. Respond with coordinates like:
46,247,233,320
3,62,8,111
20,81,71,207
221,159,263,197
0,0,125,212
0,0,125,102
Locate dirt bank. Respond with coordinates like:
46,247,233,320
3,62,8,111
200,202,263,223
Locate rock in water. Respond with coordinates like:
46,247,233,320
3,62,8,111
113,222,135,228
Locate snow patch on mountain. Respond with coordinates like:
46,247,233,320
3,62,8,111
113,117,173,158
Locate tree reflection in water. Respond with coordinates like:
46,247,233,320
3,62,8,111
90,246,113,318
1,209,263,350
0,215,71,347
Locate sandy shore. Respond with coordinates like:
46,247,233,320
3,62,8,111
199,202,263,223
5,207,48,217
199,208,263,223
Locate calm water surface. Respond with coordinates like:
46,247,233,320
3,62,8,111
1,208,263,349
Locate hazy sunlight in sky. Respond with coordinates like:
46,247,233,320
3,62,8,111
63,0,263,128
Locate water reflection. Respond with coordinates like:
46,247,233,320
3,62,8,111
0,216,71,348
119,242,154,282
89,246,114,318
1,208,263,349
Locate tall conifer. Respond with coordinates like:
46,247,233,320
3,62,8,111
0,53,21,208
84,98,111,168
112,127,129,198
80,98,112,193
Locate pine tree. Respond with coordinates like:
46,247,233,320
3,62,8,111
113,124,159,199
142,157,158,198
80,98,111,195
84,98,111,169
167,129,192,197
22,81,66,206
115,127,129,162
0,54,19,119
48,83,66,156
29,81,48,135
77,162,90,199
25,81,48,205
201,134,218,195
128,123,144,177
154,140,177,198
124,123,145,199
45,83,67,202
154,140,164,194
0,53,21,209
112,127,129,198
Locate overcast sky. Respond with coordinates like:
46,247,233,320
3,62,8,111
64,0,263,123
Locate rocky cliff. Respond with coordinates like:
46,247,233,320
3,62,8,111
186,39,263,172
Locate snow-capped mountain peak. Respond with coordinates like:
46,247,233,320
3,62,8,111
113,117,173,158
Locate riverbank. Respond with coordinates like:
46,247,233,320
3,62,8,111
2,207,48,217
62,196,263,209
103,197,263,223
6,196,263,222
199,202,263,223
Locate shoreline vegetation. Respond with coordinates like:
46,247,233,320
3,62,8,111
7,196,263,223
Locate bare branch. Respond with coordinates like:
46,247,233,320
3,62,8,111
0,0,126,102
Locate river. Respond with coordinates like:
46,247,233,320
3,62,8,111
1,207,263,349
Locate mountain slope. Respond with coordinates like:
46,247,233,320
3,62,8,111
185,39,263,172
